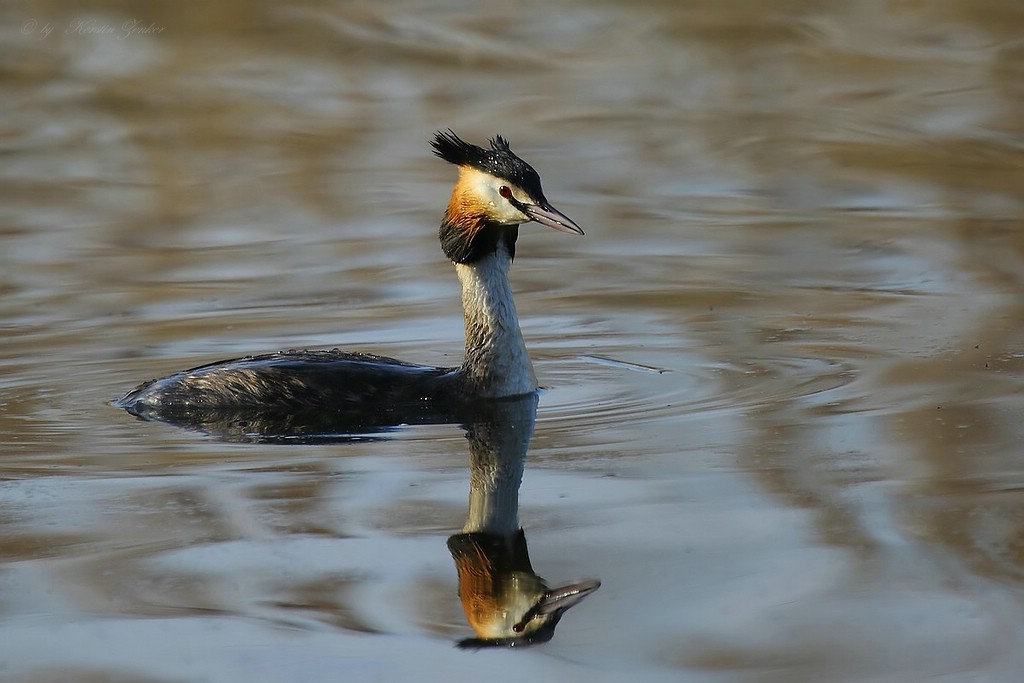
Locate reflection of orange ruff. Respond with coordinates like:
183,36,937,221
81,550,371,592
448,530,600,648
449,531,539,638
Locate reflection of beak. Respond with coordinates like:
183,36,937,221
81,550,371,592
537,579,602,615
514,578,601,632
519,200,585,235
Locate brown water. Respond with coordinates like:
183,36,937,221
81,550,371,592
3,0,1024,680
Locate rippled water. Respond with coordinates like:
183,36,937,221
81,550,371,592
3,0,1024,681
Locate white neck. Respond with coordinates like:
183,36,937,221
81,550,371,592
455,238,538,397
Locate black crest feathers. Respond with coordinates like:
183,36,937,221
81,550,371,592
430,130,545,201
431,129,491,167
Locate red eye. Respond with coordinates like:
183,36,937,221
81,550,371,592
498,185,512,199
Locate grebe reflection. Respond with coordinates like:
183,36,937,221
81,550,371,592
447,394,600,648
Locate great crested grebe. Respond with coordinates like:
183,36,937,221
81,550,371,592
116,131,583,426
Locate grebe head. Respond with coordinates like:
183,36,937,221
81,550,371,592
432,130,583,264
